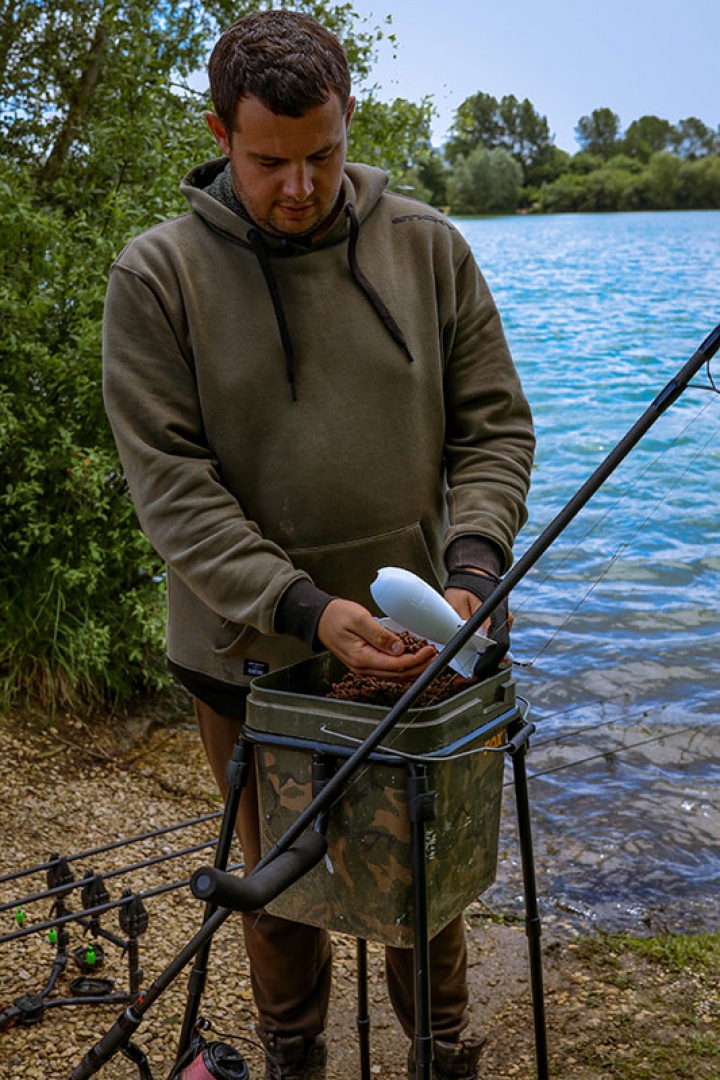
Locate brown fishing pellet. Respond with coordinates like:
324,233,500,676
326,632,466,707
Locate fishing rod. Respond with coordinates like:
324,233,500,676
1,839,221,919
200,321,720,873
0,811,223,888
70,322,720,1080
1,862,244,946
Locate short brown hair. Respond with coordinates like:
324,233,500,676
209,10,351,131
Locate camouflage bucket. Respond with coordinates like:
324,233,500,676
245,653,519,946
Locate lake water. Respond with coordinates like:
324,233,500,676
454,211,720,933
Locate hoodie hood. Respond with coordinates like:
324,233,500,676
179,157,389,251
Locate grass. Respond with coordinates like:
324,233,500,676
566,931,720,1079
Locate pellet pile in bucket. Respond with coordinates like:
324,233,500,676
326,632,469,708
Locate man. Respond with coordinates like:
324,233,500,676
103,10,534,1080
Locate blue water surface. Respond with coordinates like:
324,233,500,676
454,211,720,931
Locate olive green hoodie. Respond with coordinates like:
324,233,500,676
103,160,534,697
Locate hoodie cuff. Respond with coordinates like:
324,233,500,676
445,536,505,578
275,578,335,650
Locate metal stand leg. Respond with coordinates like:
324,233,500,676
408,764,435,1080
356,939,371,1080
174,737,253,1069
506,721,549,1080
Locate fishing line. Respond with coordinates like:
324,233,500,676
518,705,713,764
689,354,719,394
523,701,683,748
513,394,719,668
515,721,708,784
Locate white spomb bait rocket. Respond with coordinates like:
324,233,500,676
370,566,494,680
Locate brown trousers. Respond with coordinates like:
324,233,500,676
195,699,469,1041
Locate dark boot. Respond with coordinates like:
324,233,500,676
408,1035,488,1080
258,1031,327,1080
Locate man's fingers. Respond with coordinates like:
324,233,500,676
367,622,406,656
316,598,441,679
350,643,437,680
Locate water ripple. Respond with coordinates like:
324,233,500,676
453,211,720,929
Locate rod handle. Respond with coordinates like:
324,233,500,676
191,831,328,911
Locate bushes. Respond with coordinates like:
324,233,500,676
447,147,523,214
538,151,720,213
0,169,168,710
1,0,415,712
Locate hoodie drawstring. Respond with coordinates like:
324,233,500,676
248,227,298,402
247,206,413,402
345,204,414,365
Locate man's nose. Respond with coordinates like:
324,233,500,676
283,162,314,201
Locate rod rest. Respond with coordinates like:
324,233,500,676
190,832,328,911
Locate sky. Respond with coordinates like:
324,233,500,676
347,0,720,152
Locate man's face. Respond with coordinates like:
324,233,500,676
207,93,355,239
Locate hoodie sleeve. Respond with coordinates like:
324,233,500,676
102,258,309,636
441,246,535,571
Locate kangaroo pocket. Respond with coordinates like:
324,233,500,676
287,519,443,613
211,520,443,671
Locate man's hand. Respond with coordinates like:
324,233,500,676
445,584,514,631
317,598,436,679
444,570,513,680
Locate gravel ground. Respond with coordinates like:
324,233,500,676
1,701,717,1079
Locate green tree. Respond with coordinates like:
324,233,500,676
641,151,682,208
538,171,591,214
672,116,718,159
414,150,450,207
445,90,554,186
445,91,501,164
583,155,644,211
348,94,437,193
497,94,553,167
447,146,523,215
540,155,644,213
575,107,622,159
0,0,402,710
678,155,720,207
622,115,677,162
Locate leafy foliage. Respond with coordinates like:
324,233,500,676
446,147,523,215
575,107,623,159
348,94,437,193
0,0,421,711
0,164,169,707
445,91,554,180
442,93,719,215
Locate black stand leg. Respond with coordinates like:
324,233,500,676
506,721,549,1080
173,737,253,1070
408,764,435,1080
356,938,371,1080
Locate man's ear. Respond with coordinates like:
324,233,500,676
345,96,356,130
206,112,231,156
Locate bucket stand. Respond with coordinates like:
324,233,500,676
173,712,547,1080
